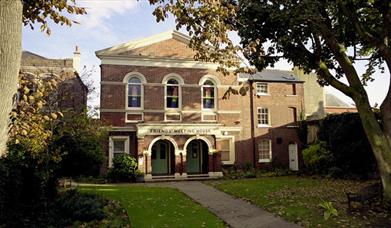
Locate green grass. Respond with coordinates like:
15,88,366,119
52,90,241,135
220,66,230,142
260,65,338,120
209,176,390,227
80,185,225,228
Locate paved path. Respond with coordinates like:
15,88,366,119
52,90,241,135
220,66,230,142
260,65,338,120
168,181,300,228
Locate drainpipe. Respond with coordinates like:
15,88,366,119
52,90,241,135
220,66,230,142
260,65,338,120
249,80,257,168
180,153,183,175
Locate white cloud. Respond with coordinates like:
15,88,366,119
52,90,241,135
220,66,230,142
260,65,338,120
77,0,139,31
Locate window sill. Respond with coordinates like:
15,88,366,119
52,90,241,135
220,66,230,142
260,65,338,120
285,95,298,97
256,93,270,96
125,120,143,123
165,108,181,112
258,159,271,163
257,124,271,128
126,107,143,110
222,160,235,165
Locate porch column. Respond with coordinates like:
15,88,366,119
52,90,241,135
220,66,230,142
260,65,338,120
175,150,187,179
144,152,152,180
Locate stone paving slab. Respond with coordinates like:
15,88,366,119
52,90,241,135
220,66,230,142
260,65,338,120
167,181,301,228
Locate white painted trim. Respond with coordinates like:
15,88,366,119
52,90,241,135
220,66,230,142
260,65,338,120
257,107,271,126
164,112,182,122
258,139,272,163
100,109,125,113
183,136,214,154
125,112,144,123
108,127,137,132
99,57,221,70
164,75,183,111
201,112,218,122
101,81,237,88
218,136,236,165
255,82,269,96
199,74,221,86
148,136,180,156
217,110,241,114
162,73,185,84
96,30,191,56
123,72,147,83
289,142,299,171
201,77,218,111
144,110,165,113
257,124,272,128
109,136,130,168
125,72,145,111
138,123,223,126
101,81,125,85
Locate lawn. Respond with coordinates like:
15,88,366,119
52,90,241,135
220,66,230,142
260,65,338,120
80,185,225,228
209,176,391,227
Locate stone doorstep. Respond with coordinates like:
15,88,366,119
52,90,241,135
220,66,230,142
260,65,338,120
143,172,223,182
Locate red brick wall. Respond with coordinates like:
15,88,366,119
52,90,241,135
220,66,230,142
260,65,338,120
100,63,305,170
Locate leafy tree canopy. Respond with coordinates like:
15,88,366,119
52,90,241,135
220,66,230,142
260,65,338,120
22,0,86,35
149,0,391,198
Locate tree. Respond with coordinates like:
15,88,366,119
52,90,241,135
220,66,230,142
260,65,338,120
149,0,391,199
0,0,86,155
51,111,106,178
1,72,63,226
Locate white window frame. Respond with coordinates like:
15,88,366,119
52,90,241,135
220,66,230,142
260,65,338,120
201,111,217,122
257,107,271,127
125,112,144,123
124,72,146,111
256,82,269,95
258,139,272,163
164,112,182,122
109,136,130,167
201,79,217,111
163,74,184,111
218,136,235,165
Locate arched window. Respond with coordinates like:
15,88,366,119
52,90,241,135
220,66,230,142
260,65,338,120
127,76,142,108
166,78,180,109
202,79,216,109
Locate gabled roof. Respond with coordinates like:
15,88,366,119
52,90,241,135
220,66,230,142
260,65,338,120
22,51,48,60
325,93,352,107
96,30,196,59
238,69,304,83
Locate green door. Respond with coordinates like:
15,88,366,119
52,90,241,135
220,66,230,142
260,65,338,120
187,141,201,174
152,141,169,175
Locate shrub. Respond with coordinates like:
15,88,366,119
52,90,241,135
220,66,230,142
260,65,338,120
302,141,334,175
53,133,104,177
108,154,138,182
0,144,58,227
54,189,105,225
318,113,377,178
51,111,106,178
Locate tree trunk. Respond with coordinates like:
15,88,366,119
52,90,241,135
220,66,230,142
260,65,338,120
355,95,391,200
0,0,23,155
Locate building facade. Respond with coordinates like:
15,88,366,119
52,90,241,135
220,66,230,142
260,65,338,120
96,31,305,180
20,47,88,113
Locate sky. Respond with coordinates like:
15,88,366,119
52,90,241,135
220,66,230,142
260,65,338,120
22,0,390,109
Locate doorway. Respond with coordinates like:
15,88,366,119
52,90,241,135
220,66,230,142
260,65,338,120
186,140,209,174
289,142,299,171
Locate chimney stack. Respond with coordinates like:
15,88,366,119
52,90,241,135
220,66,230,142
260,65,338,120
73,45,81,73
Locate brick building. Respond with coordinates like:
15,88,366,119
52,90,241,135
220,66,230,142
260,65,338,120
96,31,304,180
20,47,88,113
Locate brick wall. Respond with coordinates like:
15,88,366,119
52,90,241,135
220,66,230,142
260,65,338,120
100,63,304,169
